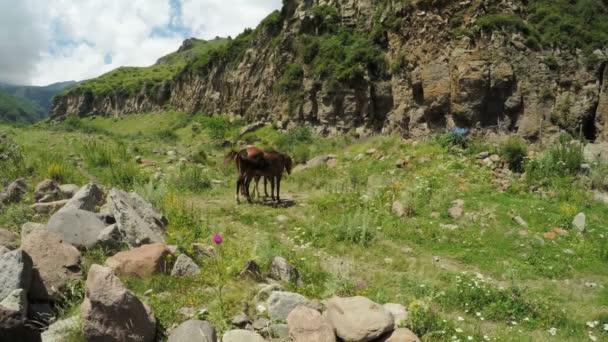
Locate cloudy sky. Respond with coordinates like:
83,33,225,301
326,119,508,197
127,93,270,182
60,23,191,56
0,0,282,86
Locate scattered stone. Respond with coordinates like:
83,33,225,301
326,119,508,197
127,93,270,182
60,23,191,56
326,158,339,168
0,250,33,302
40,315,80,342
448,199,464,218
0,228,19,250
81,265,156,342
269,256,300,284
392,201,406,218
593,191,608,204
96,224,122,248
287,306,336,342
256,283,284,303
167,150,177,157
30,200,69,215
378,328,421,342
21,229,82,300
490,154,501,162
572,213,586,233
191,243,216,259
478,151,490,159
0,179,27,204
267,291,308,321
544,231,557,240
61,183,104,212
513,216,528,228
144,289,153,297
0,245,9,256
231,313,250,328
439,224,459,230
167,245,179,254
45,208,108,249
430,211,440,218
585,282,598,288
433,256,440,263
269,323,289,339
395,159,407,168
252,317,270,331
0,307,41,341
106,189,167,247
383,303,408,328
276,215,289,223
20,222,45,240
324,296,394,342
366,148,377,155
239,122,266,136
239,260,263,281
34,180,60,202
223,329,265,342
0,289,27,317
553,227,569,236
293,155,337,172
135,156,142,164
105,243,171,278
167,320,217,342
178,307,196,318
171,254,201,277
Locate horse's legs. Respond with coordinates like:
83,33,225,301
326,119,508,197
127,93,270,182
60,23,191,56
245,175,253,203
270,177,276,201
264,177,269,198
276,176,281,203
254,175,261,199
235,176,242,204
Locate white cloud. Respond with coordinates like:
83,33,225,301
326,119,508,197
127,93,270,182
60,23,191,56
0,0,282,86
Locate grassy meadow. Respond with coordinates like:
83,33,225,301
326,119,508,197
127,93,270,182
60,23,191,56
1,113,607,341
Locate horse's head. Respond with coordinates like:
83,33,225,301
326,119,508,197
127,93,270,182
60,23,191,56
283,154,293,175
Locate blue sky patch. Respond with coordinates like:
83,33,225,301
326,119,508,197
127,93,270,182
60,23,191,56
104,53,113,65
150,0,191,38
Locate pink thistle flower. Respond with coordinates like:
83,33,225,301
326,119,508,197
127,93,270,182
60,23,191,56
213,234,223,244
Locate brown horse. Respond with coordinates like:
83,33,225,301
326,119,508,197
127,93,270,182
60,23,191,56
225,147,292,203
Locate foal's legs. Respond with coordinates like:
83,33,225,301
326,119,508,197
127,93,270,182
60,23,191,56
270,177,276,201
264,177,269,198
244,175,254,203
276,176,281,203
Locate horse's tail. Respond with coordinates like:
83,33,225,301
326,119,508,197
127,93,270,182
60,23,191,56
224,151,239,168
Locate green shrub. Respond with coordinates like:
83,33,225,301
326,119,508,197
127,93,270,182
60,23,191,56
311,5,340,33
0,134,26,184
79,140,125,168
276,64,304,95
260,10,284,36
590,164,608,191
170,164,211,193
195,116,238,140
501,137,528,172
407,300,454,339
526,134,584,183
154,129,178,142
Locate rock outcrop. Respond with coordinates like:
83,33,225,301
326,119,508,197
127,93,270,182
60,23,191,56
105,243,171,278
324,296,394,342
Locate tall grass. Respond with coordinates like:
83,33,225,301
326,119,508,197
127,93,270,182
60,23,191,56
526,134,584,184
501,137,528,173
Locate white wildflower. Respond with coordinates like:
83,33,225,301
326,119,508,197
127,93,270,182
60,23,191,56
548,327,557,336
467,337,473,341
455,328,464,333
586,321,599,328
458,316,465,321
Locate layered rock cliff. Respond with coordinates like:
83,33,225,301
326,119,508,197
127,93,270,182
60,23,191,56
51,0,608,141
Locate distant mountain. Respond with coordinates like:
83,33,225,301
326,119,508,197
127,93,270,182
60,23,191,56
0,89,45,124
0,81,78,115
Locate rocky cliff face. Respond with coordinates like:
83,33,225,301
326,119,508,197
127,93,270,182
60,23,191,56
51,0,608,141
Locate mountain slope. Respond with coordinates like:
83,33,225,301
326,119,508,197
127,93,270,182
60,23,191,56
0,89,45,124
51,0,608,142
0,81,77,114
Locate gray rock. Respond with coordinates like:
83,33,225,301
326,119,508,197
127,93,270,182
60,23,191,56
167,320,217,342
269,257,300,284
106,188,166,247
171,254,201,277
34,180,60,202
513,216,529,228
448,199,464,218
287,306,335,342
0,245,9,256
383,303,408,328
293,155,337,172
45,208,108,249
58,184,80,198
81,265,156,342
0,289,27,317
0,178,27,204
252,317,270,331
0,307,41,341
239,122,266,136
573,212,586,232
584,142,608,164
593,191,608,204
324,296,394,342
96,224,121,248
478,151,490,159
41,316,80,342
0,250,32,302
392,201,406,218
223,329,265,342
62,183,104,212
239,260,263,281
20,222,45,240
30,200,69,215
231,313,250,328
267,291,308,321
269,323,289,339
255,283,284,303
0,228,19,250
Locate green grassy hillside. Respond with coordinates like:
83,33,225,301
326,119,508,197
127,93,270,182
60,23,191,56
0,81,77,113
2,112,607,341
0,89,45,124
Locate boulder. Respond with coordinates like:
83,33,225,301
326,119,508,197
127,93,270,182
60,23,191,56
287,306,336,342
0,228,19,250
267,291,308,321
171,254,201,277
584,142,608,164
191,243,217,258
0,245,9,256
81,265,156,342
0,289,27,317
392,201,406,218
222,329,265,342
269,323,289,339
61,183,104,212
0,250,33,302
324,296,394,342
383,303,409,328
45,208,108,249
0,307,41,342
106,189,166,247
239,122,266,136
34,180,60,202
572,213,586,232
378,328,421,342
231,313,250,328
20,222,45,240
167,320,216,342
40,315,80,342
58,184,80,198
30,200,69,215
96,224,122,248
269,256,300,284
255,283,284,303
0,179,27,204
294,155,337,172
21,230,82,300
105,243,171,278
448,199,465,218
